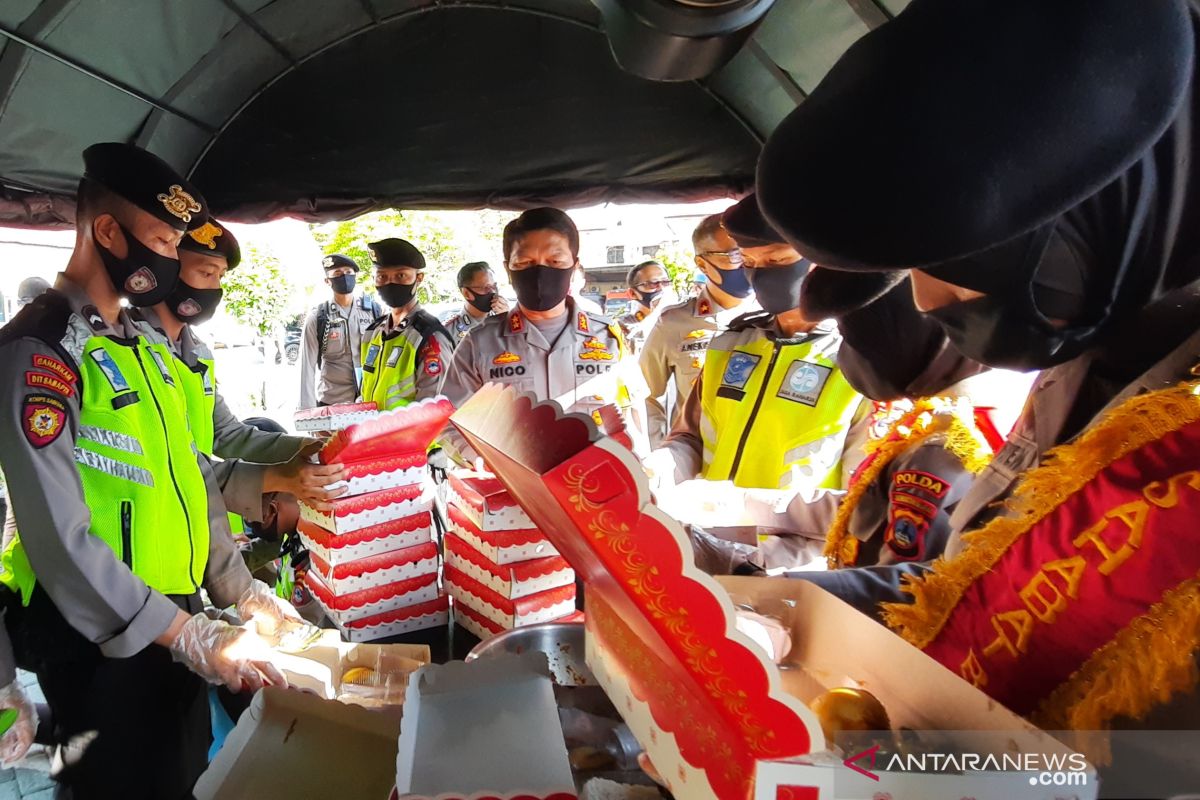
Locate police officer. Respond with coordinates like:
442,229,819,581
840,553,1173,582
617,260,673,353
358,238,455,411
0,143,294,797
298,253,381,409
16,277,50,309
760,0,1200,779
443,261,509,344
639,214,759,446
135,220,346,526
649,196,868,569
441,207,649,463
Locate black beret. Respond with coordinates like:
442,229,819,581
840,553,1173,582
758,0,1193,271
82,142,208,232
369,238,426,270
321,253,359,272
179,220,241,269
722,194,782,249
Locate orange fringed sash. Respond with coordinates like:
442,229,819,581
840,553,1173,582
823,398,992,568
883,378,1200,730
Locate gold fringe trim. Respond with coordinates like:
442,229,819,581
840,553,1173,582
883,380,1200,651
823,399,992,569
1031,572,1200,737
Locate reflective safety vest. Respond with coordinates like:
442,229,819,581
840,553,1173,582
700,326,861,491
2,334,210,603
360,327,421,411
175,347,216,455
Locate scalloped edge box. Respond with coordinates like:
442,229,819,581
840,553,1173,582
444,532,573,600
324,595,451,644
300,483,433,535
395,653,577,800
449,384,1096,800
294,401,380,432
306,568,440,624
444,565,576,633
298,514,434,565
445,502,558,564
309,541,439,596
446,471,536,532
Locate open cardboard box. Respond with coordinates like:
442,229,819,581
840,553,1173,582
450,384,1097,800
269,628,430,704
195,687,400,800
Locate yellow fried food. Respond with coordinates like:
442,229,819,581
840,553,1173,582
809,687,891,743
341,666,377,686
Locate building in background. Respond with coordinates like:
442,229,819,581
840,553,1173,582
0,228,72,323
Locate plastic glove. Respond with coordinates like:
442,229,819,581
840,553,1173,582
641,449,679,493
0,680,35,767
655,479,755,527
264,456,347,511
169,613,287,693
237,579,316,645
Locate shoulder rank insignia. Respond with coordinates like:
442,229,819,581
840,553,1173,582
697,297,712,316
577,312,589,334
157,185,202,224
509,312,525,334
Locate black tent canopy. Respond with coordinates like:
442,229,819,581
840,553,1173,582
0,0,907,226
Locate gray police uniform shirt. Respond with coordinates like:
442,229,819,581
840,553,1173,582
638,289,757,447
0,275,252,662
298,295,378,408
444,308,485,345
440,297,645,463
133,307,315,522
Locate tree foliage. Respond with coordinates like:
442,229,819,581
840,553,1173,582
653,240,698,294
310,210,512,304
222,242,294,335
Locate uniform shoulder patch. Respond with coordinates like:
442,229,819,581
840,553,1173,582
32,355,77,385
25,370,74,397
892,470,950,500
22,394,67,448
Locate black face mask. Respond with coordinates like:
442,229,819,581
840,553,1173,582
746,260,812,315
924,224,1093,371
378,282,415,309
167,281,223,326
96,222,181,307
329,273,356,295
707,263,754,299
510,265,574,312
467,291,496,314
635,288,662,308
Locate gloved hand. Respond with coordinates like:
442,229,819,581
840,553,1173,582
237,579,316,643
264,455,347,511
0,680,35,767
641,449,678,493
169,613,287,693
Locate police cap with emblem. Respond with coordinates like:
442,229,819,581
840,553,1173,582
368,238,426,271
82,143,208,232
179,219,241,269
757,0,1192,276
322,253,359,273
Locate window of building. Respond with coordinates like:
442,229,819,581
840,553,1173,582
606,246,625,265
642,245,659,258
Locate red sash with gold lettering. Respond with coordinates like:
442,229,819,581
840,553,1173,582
885,381,1200,730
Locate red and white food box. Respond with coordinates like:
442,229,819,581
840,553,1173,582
443,533,573,600
294,401,379,432
446,471,536,532
309,541,439,596
328,452,428,497
298,513,434,566
319,397,454,465
445,502,557,564
320,594,451,644
449,384,1096,800
306,568,440,624
300,483,432,536
445,565,576,637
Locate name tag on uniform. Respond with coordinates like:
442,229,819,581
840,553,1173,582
386,347,403,369
363,343,381,372
716,352,760,401
776,360,832,407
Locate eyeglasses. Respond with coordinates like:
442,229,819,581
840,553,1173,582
698,249,745,267
635,279,672,292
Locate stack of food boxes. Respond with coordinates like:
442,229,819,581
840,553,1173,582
298,398,455,642
294,401,380,433
443,471,576,639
